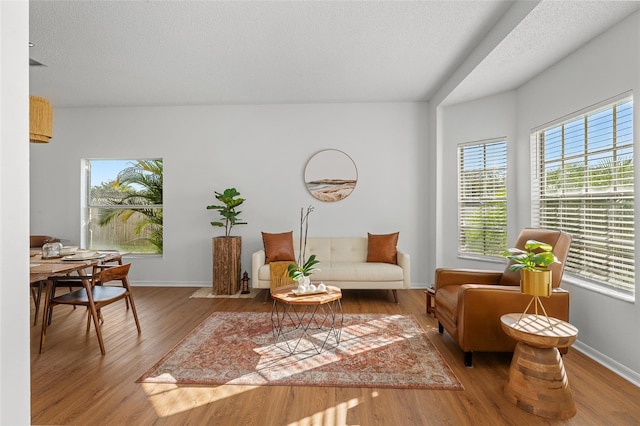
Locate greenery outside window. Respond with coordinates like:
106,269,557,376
458,139,507,258
82,159,163,254
531,93,634,297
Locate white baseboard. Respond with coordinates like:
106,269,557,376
130,280,211,287
573,340,640,388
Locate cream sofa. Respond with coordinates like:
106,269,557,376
251,237,410,302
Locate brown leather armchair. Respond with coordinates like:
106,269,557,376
434,228,571,366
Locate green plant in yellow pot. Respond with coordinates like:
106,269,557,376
504,239,559,325
504,239,558,294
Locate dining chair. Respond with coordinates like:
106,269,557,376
39,263,141,355
92,255,129,308
30,235,53,248
31,281,46,325
48,254,127,318
30,235,53,324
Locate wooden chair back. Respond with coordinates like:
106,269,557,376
30,235,52,248
96,263,131,286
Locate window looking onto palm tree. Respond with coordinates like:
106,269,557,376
83,159,163,254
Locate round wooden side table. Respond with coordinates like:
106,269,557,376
500,313,579,419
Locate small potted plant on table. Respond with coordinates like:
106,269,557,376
503,239,557,295
503,239,558,325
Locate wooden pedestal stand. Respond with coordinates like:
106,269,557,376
212,236,241,295
501,313,578,419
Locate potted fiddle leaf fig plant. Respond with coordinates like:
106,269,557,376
207,188,247,237
503,240,558,297
207,188,247,295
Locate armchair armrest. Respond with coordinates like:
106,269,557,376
434,268,503,290
455,284,570,352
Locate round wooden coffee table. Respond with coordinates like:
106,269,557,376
501,313,578,419
270,285,343,355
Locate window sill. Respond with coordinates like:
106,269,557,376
122,253,163,259
562,273,635,304
457,253,506,265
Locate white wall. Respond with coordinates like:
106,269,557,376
440,90,519,270
439,11,640,382
30,102,430,287
0,1,31,423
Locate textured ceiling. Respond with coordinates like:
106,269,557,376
28,1,640,108
445,0,640,105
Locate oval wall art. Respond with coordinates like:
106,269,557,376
304,149,358,202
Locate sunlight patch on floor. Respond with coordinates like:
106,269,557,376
142,383,260,417
142,384,379,421
286,392,379,426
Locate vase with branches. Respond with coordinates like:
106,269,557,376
287,206,320,283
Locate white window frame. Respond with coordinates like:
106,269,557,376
457,138,508,260
531,93,634,300
81,158,163,255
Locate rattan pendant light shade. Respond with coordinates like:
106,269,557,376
29,96,53,143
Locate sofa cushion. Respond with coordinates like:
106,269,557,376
314,262,403,282
258,261,403,283
262,231,295,263
367,232,399,264
304,237,368,263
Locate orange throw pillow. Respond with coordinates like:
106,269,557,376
262,231,296,264
367,232,399,264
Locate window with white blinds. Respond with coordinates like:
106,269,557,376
458,139,507,258
531,94,634,295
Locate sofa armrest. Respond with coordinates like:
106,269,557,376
251,250,266,287
397,249,410,288
434,268,503,290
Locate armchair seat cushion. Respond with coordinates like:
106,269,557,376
258,261,404,284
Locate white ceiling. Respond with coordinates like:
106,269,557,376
29,1,640,108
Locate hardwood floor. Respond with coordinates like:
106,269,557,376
31,287,640,425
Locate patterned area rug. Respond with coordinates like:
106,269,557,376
137,312,463,390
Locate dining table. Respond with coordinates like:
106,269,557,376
30,250,128,352
30,250,126,282
29,250,127,322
